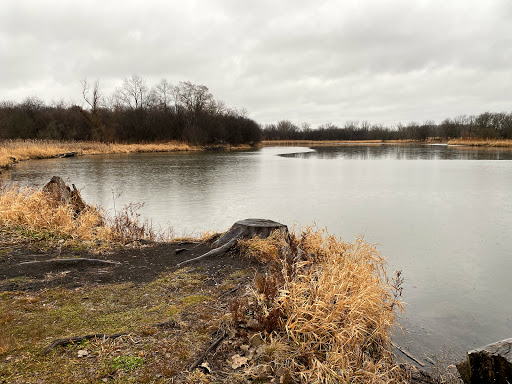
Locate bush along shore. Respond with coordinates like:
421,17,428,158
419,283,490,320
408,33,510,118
0,177,461,383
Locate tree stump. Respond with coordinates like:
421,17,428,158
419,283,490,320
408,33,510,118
177,219,288,266
42,176,86,215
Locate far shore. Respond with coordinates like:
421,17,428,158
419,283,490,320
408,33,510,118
0,140,254,172
2,138,512,173
261,138,512,147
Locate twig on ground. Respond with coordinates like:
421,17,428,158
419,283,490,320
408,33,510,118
219,282,243,298
19,258,121,266
392,341,426,367
43,332,128,354
188,328,227,371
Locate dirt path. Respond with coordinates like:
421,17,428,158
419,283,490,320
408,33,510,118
0,241,257,292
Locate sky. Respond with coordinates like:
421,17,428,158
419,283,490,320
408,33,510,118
1,0,512,127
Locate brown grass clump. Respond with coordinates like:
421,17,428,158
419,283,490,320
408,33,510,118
0,139,197,170
446,138,512,147
0,182,156,245
0,183,110,241
261,140,418,146
240,227,405,383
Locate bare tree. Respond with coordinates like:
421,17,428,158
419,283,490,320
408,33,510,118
150,79,174,111
81,79,102,114
113,74,149,110
175,81,214,114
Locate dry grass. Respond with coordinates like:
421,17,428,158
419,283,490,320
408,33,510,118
0,139,199,170
261,140,418,146
0,183,111,241
239,227,405,383
264,139,512,148
0,182,157,246
446,138,512,147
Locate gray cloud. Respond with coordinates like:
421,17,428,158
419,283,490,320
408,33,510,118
1,0,511,126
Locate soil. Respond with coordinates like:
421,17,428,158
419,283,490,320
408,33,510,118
0,241,260,292
0,241,443,383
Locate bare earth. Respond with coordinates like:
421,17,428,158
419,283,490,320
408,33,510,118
0,241,257,292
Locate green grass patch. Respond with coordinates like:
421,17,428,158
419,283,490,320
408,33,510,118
111,355,144,373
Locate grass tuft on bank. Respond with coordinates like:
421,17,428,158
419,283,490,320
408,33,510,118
0,182,157,248
239,227,405,383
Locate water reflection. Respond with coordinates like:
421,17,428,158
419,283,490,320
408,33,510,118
280,144,512,160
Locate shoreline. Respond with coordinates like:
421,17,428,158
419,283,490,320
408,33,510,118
0,177,461,382
3,138,511,173
0,183,415,382
262,138,512,147
0,140,255,173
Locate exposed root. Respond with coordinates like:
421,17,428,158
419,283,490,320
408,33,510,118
43,333,128,354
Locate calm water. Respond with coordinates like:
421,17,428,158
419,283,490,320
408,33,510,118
3,144,512,362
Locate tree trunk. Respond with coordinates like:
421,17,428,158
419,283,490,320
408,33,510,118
177,219,288,266
42,176,86,215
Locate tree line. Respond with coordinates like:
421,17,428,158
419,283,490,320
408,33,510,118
263,112,512,141
0,75,261,145
1,75,511,144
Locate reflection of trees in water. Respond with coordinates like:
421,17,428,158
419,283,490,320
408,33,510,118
280,145,512,160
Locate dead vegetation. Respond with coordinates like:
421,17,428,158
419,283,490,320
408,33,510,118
262,139,512,148
0,181,157,249
0,139,197,170
446,138,512,147
235,227,406,383
261,139,416,146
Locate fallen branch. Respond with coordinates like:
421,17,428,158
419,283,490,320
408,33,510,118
189,328,227,371
43,332,127,354
392,341,426,367
19,258,121,266
177,238,238,267
154,319,179,329
219,282,243,298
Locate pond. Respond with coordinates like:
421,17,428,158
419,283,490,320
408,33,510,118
3,144,512,362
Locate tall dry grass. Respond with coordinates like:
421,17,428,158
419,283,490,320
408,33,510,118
240,228,405,383
261,139,418,146
446,138,512,147
0,139,197,169
0,183,156,244
0,183,111,241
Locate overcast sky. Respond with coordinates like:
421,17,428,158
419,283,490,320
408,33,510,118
1,0,511,127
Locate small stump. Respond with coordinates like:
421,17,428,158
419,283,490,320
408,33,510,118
177,219,288,266
42,176,86,215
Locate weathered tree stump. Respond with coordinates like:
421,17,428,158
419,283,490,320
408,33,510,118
42,176,86,215
457,338,512,384
177,219,288,266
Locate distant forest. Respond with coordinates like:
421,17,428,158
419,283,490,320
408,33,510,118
0,75,261,145
263,112,512,141
0,75,511,144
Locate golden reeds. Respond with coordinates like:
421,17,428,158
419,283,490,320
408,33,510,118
263,139,512,147
261,139,420,147
0,183,158,245
0,183,111,241
446,138,512,147
0,139,197,169
240,228,405,383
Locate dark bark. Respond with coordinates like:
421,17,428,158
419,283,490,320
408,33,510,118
177,219,288,266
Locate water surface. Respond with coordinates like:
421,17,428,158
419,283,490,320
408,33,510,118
3,144,512,362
